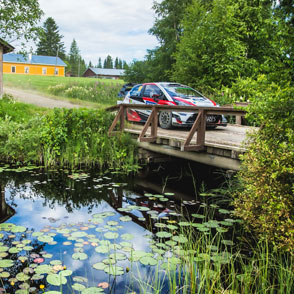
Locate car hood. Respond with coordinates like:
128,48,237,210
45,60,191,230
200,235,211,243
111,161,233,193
179,97,216,107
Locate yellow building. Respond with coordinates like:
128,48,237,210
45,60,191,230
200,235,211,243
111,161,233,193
3,53,66,76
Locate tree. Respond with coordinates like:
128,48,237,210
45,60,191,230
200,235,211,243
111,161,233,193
68,39,80,76
89,61,93,67
36,17,66,59
97,57,102,68
114,57,119,69
124,60,149,83
148,0,192,80
103,55,113,68
0,0,43,42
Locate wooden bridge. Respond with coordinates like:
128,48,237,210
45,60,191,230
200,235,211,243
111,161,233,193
108,104,256,171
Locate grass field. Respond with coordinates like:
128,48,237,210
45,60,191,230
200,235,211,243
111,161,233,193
4,74,124,106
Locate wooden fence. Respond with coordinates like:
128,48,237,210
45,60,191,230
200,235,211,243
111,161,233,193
108,104,246,152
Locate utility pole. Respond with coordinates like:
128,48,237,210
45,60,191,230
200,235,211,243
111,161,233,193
54,45,59,76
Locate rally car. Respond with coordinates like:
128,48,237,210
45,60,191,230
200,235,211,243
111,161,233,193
121,82,227,129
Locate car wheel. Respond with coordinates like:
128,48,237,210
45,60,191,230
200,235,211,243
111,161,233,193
159,111,172,129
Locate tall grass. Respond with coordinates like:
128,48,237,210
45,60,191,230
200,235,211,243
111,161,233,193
134,199,294,294
0,97,138,172
4,74,124,106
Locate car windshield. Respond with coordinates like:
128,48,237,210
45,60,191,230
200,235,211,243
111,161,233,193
162,84,205,99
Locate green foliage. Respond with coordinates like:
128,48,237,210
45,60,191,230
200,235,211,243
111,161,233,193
103,55,113,69
48,80,122,105
0,100,138,172
4,74,123,106
36,17,66,60
0,0,43,42
68,39,87,76
234,78,294,250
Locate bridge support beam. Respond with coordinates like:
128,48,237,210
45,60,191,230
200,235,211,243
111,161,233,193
137,142,241,171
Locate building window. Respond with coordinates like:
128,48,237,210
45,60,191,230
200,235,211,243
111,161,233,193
25,67,29,74
11,66,16,73
54,68,59,75
42,68,47,75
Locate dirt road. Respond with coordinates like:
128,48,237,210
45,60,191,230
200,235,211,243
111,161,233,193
4,87,82,109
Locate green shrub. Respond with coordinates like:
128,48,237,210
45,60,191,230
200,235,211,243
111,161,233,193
0,99,138,172
234,78,294,250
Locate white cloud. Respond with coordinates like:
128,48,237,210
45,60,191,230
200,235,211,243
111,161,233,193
37,0,159,63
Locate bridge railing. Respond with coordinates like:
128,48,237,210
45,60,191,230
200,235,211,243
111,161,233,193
108,104,246,152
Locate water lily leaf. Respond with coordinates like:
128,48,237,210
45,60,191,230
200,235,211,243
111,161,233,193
218,209,232,214
164,192,174,196
0,246,9,252
178,222,192,227
121,233,134,240
60,270,72,277
191,214,205,219
104,232,119,239
31,274,44,280
104,266,124,276
93,262,107,271
119,216,132,222
44,292,62,294
172,235,188,243
35,265,52,274
23,246,34,251
72,283,86,291
72,252,88,260
129,250,150,262
165,240,177,247
73,276,88,283
156,231,172,238
166,224,177,230
50,260,62,265
38,235,54,243
109,253,126,261
0,271,10,278
137,207,150,211
219,221,233,227
216,227,228,233
107,221,118,226
155,223,166,228
11,226,26,233
0,259,14,268
82,287,104,293
72,232,88,238
47,273,67,286
102,258,116,265
140,256,157,266
16,272,30,281
95,245,110,254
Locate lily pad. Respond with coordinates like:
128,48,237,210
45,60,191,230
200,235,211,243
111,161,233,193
82,287,104,294
140,256,158,266
104,266,124,276
72,252,88,260
0,259,14,268
72,283,86,291
16,273,30,281
47,273,67,286
104,232,119,240
156,231,172,238
121,233,134,240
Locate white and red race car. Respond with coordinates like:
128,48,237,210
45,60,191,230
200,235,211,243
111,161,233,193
121,82,227,129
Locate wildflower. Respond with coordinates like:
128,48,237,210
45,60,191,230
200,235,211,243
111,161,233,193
10,282,15,286
63,265,67,270
40,284,45,289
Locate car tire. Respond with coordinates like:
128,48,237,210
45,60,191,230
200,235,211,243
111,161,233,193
159,111,172,129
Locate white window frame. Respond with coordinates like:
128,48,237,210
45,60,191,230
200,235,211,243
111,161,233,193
24,66,29,74
54,68,59,75
42,67,47,75
11,66,16,73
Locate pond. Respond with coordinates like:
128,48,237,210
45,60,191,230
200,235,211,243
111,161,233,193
0,165,239,294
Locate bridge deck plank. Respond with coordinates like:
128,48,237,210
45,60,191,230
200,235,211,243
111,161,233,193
125,123,257,152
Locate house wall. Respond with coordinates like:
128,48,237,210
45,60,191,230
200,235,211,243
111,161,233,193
3,62,65,76
0,46,3,97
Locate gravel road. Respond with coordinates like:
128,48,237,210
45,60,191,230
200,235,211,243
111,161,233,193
4,87,82,109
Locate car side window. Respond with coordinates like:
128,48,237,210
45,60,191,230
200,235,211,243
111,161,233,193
143,85,164,99
129,85,142,97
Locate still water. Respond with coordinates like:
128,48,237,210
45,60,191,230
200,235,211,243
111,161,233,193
0,165,235,294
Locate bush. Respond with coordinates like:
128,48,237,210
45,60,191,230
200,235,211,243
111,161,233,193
234,77,294,250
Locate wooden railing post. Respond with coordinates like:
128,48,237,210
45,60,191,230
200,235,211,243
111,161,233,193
138,106,158,143
108,105,123,136
120,105,125,131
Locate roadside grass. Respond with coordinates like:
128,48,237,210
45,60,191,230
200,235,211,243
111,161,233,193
0,97,138,172
4,74,124,107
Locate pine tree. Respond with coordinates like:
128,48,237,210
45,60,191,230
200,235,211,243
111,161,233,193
36,17,66,59
114,57,119,69
68,39,80,76
98,57,102,68
89,61,93,67
104,55,113,68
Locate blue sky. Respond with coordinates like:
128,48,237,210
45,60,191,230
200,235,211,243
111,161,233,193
38,0,159,64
